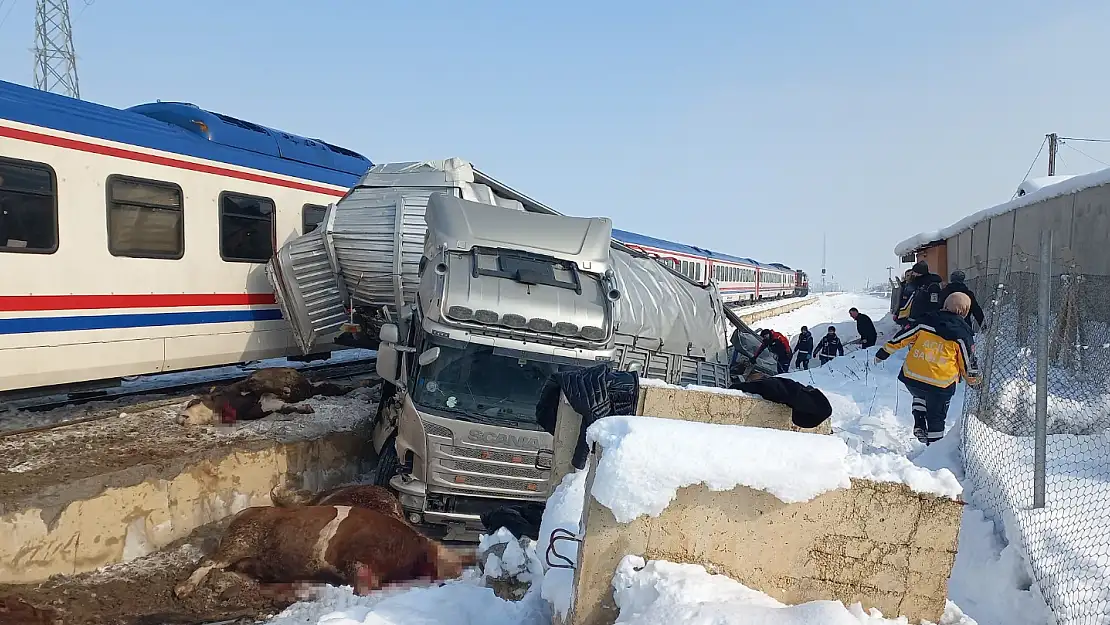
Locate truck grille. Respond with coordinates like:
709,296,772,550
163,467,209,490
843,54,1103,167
423,422,453,438
449,459,544,480
449,445,535,464
435,472,538,491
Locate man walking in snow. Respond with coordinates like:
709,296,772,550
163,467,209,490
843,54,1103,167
875,292,982,445
793,326,814,370
849,308,877,348
750,328,793,375
814,326,844,365
940,271,985,331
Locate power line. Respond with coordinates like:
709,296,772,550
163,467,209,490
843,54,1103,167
1061,141,1110,168
1013,135,1049,199
73,0,91,24
1058,136,1110,144
0,0,18,33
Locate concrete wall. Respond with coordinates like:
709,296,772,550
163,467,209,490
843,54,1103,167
550,385,829,493
636,385,831,435
0,430,363,584
565,466,962,625
737,297,817,325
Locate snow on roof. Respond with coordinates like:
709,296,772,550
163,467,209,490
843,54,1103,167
585,416,961,523
893,167,1110,257
1017,174,1077,196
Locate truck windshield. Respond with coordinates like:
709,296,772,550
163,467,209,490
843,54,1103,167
411,341,584,427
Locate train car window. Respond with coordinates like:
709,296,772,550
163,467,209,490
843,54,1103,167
0,158,57,254
695,263,702,281
302,204,327,233
220,192,275,263
106,176,184,259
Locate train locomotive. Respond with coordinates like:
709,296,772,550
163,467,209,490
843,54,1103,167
0,79,803,393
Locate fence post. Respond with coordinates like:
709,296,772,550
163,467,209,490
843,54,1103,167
1034,230,1052,509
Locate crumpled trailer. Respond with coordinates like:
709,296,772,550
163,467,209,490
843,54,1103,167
268,158,779,382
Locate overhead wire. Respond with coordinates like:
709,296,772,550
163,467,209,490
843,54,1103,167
1013,135,1048,199
1060,141,1110,168
1058,136,1110,144
0,0,18,33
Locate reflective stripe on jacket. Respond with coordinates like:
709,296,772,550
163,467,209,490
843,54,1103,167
876,313,978,389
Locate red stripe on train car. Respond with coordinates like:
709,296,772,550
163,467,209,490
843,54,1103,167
0,124,347,197
0,293,277,312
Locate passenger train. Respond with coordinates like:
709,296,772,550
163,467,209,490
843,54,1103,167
613,229,806,303
0,79,804,393
0,79,369,393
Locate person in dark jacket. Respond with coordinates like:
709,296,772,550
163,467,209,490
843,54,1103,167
793,326,814,370
905,261,941,326
894,269,916,329
750,328,793,374
940,270,985,330
814,326,844,365
849,308,877,348
898,261,944,325
875,292,981,445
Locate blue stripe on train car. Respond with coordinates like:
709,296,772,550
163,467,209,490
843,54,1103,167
0,309,284,335
0,79,371,187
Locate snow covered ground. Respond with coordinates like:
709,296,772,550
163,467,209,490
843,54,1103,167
0,348,377,433
257,293,1061,625
744,292,893,353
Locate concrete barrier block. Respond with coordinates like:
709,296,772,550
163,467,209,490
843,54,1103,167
0,398,370,584
636,385,831,435
568,471,961,625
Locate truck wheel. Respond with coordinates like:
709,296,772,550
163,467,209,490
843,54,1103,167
374,434,398,487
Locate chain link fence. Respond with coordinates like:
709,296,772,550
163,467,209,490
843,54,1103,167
960,242,1110,625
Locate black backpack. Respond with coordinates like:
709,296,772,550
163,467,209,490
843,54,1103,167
909,278,943,320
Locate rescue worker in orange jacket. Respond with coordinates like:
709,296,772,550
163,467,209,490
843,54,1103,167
875,292,981,445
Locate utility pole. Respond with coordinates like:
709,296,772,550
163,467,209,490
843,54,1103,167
886,266,894,281
33,0,80,98
821,233,827,294
1047,133,1058,176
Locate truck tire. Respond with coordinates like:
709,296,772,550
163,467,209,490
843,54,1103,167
374,434,398,487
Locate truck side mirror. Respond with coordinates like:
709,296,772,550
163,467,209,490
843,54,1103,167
380,323,400,344
417,347,441,367
376,344,401,384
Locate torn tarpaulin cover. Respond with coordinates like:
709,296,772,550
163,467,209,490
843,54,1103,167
536,362,639,470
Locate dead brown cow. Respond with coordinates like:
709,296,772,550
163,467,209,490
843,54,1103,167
174,506,475,599
270,483,406,521
177,367,368,426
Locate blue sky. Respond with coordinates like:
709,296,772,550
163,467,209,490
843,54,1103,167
3,0,1110,287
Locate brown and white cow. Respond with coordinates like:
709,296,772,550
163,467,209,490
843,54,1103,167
174,505,475,599
177,367,372,426
269,483,406,522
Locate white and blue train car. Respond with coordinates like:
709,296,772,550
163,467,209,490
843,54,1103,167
0,79,371,393
612,229,796,304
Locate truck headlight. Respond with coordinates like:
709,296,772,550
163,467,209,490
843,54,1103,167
579,326,606,341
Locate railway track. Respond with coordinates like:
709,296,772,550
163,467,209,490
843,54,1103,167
0,356,378,437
